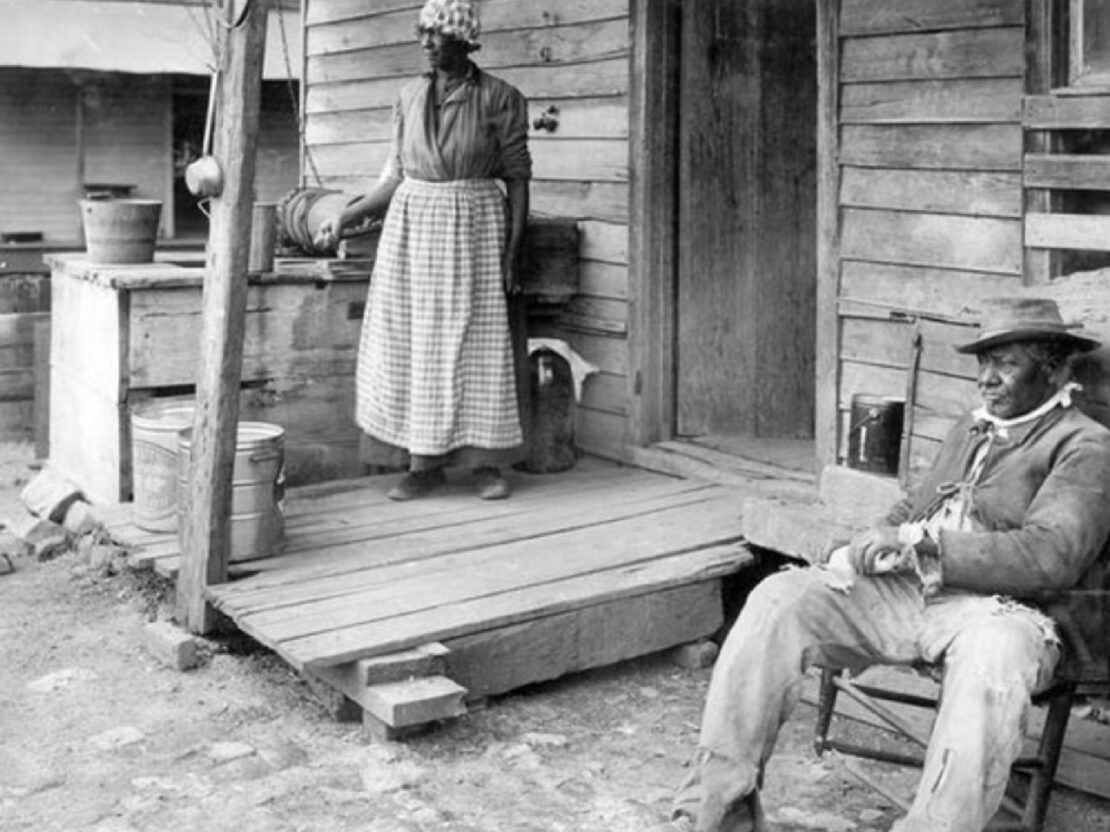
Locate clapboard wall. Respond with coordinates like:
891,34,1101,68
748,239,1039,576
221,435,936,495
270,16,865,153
0,68,299,244
831,0,1029,476
301,0,632,458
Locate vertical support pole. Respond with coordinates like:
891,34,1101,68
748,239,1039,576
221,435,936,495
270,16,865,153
815,0,842,474
33,315,50,461
176,0,269,633
627,0,681,448
1025,0,1060,286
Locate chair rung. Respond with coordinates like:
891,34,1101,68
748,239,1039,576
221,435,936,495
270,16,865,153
852,683,938,710
1011,755,1044,771
819,737,925,769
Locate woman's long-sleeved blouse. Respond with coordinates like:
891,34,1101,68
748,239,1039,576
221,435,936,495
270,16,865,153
385,62,532,183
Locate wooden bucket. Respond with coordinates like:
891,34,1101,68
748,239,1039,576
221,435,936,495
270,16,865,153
176,422,285,563
80,198,162,264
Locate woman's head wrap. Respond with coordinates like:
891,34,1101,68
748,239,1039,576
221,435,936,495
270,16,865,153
418,0,481,45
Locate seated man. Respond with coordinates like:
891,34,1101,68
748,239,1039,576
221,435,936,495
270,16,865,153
652,298,1110,832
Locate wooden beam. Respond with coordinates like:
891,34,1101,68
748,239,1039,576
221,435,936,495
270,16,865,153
815,0,841,473
1026,212,1110,251
1024,153,1110,190
1024,93,1110,129
1024,0,1061,285
32,315,49,459
627,0,680,447
177,0,270,634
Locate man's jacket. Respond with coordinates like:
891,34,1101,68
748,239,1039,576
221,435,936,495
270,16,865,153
883,406,1110,676
885,406,1110,596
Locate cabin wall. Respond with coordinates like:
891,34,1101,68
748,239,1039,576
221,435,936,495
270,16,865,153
0,69,82,243
302,0,632,459
0,68,298,244
831,0,1028,477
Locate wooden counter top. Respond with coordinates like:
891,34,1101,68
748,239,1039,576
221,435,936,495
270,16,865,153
44,252,373,290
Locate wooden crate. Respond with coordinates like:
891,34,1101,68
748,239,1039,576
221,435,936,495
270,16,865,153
47,254,369,503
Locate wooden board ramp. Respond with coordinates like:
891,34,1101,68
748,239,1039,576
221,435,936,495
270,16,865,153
113,458,755,735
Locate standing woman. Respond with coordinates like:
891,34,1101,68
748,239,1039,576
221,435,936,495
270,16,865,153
315,0,531,501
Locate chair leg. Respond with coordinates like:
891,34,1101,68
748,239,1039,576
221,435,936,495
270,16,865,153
814,667,840,757
1021,681,1076,832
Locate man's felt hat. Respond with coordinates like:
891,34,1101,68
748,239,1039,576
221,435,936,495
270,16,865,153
956,297,1101,354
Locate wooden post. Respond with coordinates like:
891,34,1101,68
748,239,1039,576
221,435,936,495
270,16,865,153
1024,0,1061,286
32,315,50,460
815,0,842,475
176,0,269,633
627,0,681,447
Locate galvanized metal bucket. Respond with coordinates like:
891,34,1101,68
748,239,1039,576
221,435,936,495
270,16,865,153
131,403,195,532
177,422,286,562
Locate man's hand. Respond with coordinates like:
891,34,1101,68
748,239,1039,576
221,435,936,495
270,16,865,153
846,526,903,575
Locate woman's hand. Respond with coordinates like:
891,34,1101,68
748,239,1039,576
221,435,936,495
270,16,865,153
502,246,521,295
313,214,346,252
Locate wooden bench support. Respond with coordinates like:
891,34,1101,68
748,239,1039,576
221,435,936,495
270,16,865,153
306,644,466,737
442,580,724,700
364,676,468,728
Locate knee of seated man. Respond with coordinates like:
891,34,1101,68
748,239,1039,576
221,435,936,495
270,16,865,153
744,567,826,620
947,614,1055,682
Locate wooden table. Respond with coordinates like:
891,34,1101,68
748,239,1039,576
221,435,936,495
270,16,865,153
47,252,370,503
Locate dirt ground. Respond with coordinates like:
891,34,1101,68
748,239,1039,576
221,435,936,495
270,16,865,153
2,441,1109,832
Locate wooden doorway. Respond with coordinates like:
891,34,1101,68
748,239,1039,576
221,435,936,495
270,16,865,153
673,0,818,469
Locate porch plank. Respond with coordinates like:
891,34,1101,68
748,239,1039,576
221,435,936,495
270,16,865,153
228,494,745,643
215,483,720,614
123,461,675,575
123,460,759,705
279,542,748,670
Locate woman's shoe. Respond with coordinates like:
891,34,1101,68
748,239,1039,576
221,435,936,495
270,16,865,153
387,467,445,501
473,467,510,500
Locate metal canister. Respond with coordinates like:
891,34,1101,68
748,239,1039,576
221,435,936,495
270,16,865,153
846,394,905,476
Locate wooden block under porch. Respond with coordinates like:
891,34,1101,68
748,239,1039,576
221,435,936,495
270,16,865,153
110,457,757,731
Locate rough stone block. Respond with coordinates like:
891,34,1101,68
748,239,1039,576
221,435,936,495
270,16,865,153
142,620,200,671
20,467,83,523
300,672,363,723
61,501,104,536
669,640,720,670
361,712,430,743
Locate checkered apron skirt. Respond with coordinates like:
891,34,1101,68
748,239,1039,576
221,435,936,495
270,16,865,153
355,177,522,456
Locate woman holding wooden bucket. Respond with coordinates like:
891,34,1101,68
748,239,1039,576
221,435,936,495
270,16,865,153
315,0,530,501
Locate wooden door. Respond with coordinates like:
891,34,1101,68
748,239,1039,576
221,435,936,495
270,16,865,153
675,0,817,440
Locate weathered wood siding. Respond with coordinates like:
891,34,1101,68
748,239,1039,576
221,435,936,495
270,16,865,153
0,69,82,242
302,0,631,458
0,68,298,244
833,0,1027,475
0,69,172,242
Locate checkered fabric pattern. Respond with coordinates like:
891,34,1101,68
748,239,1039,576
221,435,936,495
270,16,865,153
356,178,521,456
418,0,481,44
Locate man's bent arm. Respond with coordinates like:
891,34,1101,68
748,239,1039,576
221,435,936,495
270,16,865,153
940,435,1110,595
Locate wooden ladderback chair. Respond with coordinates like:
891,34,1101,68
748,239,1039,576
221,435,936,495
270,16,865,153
813,594,1110,832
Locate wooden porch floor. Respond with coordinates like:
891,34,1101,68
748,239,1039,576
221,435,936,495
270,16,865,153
112,457,755,722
